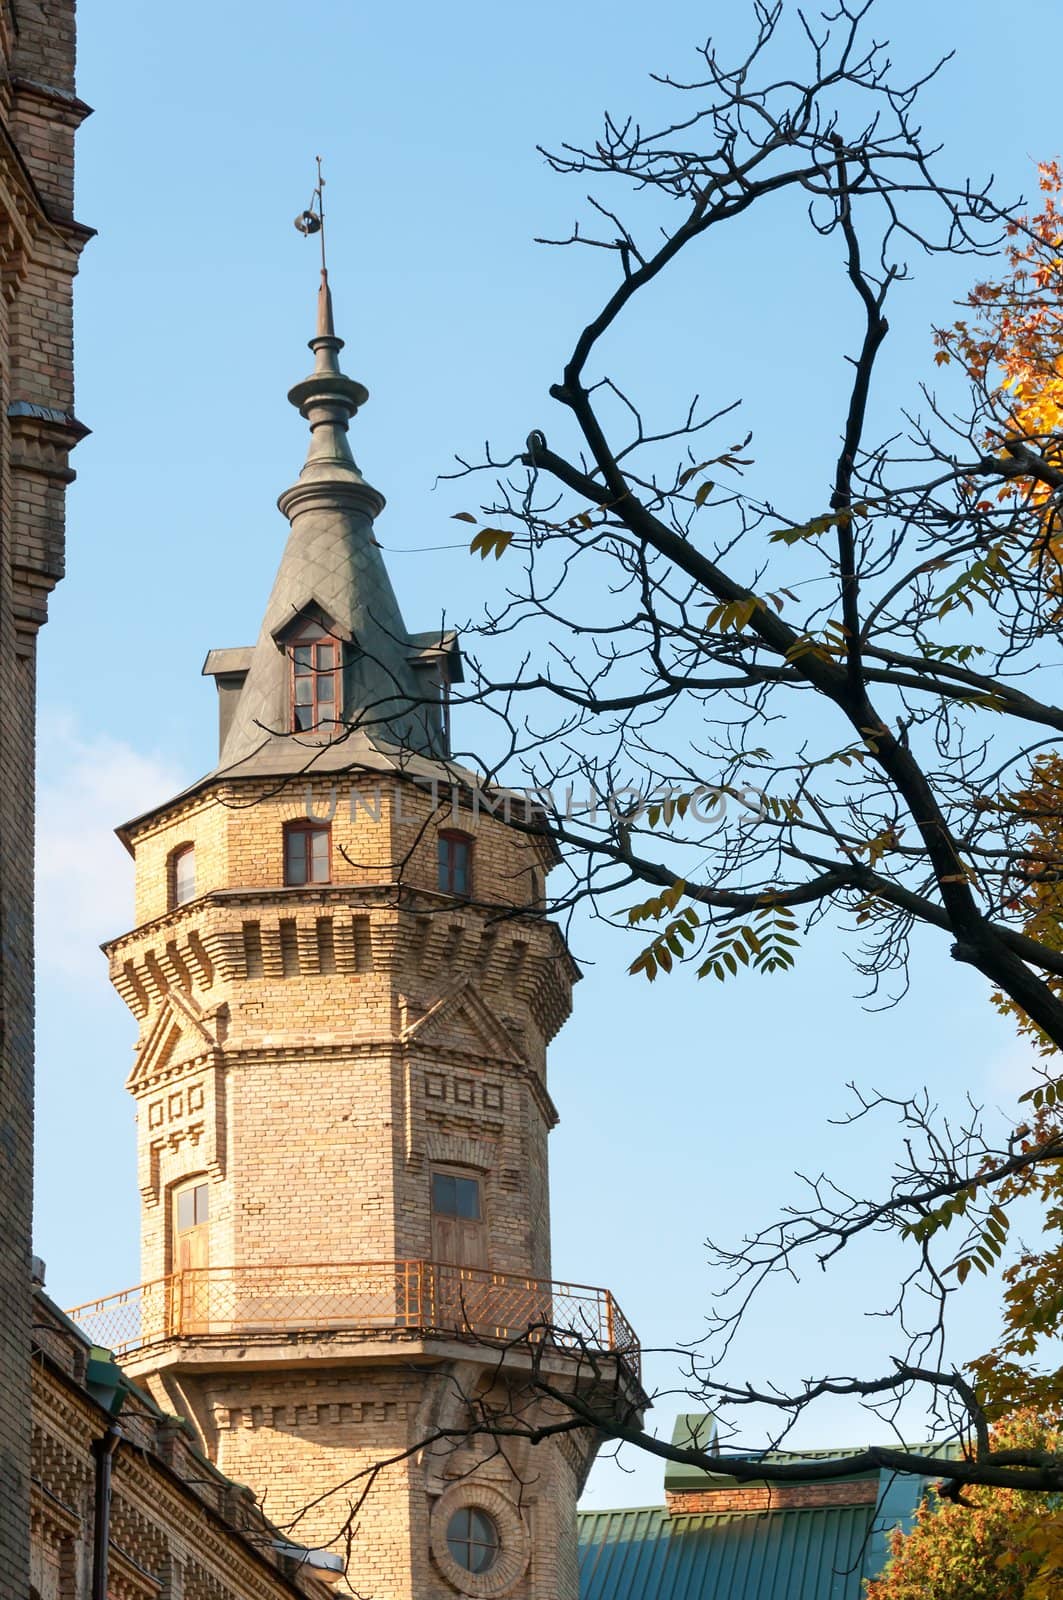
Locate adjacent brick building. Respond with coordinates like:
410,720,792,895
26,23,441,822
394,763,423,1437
31,1285,342,1600
70,269,643,1598
0,3,90,1593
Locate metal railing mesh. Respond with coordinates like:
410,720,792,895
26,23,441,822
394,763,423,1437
66,1261,640,1378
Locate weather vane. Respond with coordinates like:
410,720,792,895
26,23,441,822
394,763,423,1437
294,155,327,275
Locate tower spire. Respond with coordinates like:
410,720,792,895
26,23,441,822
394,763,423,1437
285,159,376,503
204,167,449,771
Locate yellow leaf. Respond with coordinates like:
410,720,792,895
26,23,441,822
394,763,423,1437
469,527,514,561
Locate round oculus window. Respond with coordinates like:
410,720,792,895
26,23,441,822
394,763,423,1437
445,1507,500,1575
430,1482,529,1594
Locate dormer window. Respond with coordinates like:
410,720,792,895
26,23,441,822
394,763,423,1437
290,622,340,733
170,844,196,908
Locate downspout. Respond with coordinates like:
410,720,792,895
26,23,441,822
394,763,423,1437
91,1422,122,1600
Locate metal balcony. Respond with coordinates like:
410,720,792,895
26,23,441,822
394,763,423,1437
66,1260,640,1380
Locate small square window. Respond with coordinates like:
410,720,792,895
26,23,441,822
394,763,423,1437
431,1172,481,1220
176,1182,208,1230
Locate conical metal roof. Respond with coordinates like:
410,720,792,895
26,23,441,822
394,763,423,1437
215,270,447,773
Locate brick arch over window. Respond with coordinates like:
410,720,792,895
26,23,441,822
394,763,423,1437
423,1133,496,1171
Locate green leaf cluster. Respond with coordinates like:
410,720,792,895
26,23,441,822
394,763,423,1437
903,1187,1010,1286
695,905,799,980
936,544,1009,618
628,906,701,981
768,505,866,544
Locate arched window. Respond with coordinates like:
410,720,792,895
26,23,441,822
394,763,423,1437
438,831,472,898
289,620,341,733
284,821,331,886
170,844,196,908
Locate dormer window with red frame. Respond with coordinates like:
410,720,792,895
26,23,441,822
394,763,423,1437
438,831,473,898
290,622,340,733
284,821,331,886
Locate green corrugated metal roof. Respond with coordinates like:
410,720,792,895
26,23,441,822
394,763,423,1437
577,1503,880,1600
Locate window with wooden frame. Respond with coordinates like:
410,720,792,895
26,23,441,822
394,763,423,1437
431,1169,486,1269
289,621,341,733
171,1178,210,1334
170,843,196,909
283,821,331,886
174,1179,209,1240
438,831,473,898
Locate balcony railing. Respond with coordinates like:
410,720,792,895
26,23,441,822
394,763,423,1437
66,1261,640,1380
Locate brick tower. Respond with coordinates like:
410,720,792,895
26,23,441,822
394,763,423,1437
80,267,642,1599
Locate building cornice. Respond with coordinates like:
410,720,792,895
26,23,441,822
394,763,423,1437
102,883,560,960
10,74,94,124
0,106,94,246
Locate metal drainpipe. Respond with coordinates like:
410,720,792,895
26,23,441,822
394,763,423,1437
91,1422,122,1600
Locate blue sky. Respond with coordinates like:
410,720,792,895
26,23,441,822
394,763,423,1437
34,0,1061,1508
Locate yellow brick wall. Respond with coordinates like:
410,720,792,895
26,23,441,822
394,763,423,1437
115,775,567,1289
135,1357,597,1600
130,775,553,926
110,770,600,1598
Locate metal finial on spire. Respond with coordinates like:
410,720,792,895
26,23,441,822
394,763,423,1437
294,157,336,341
284,156,373,498
295,158,335,341
294,154,327,276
